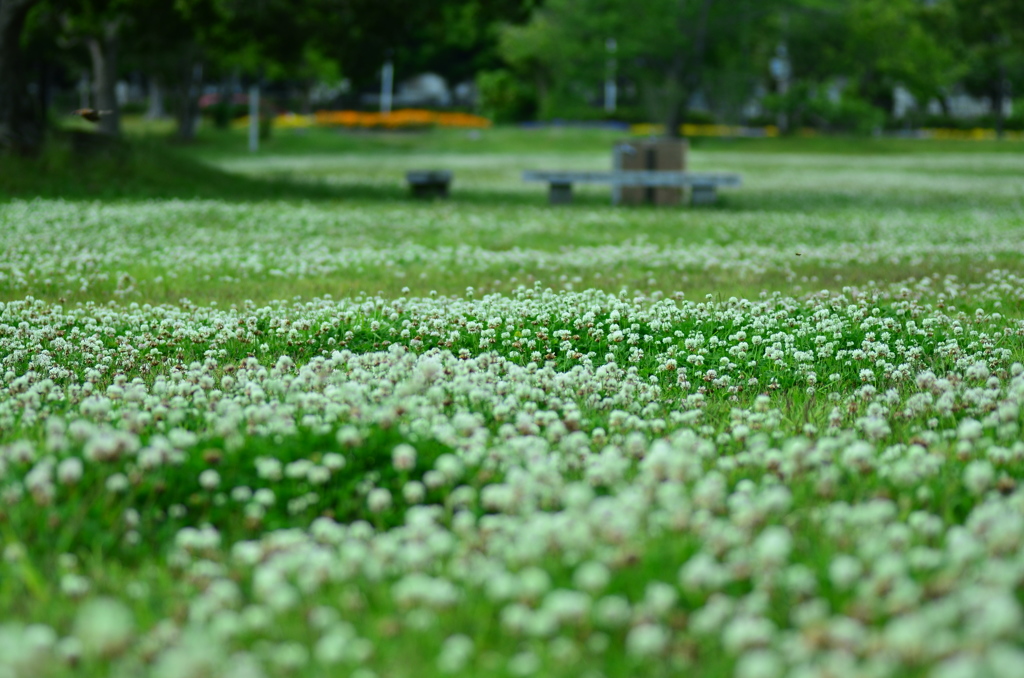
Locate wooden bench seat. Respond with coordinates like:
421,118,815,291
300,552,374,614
522,170,741,205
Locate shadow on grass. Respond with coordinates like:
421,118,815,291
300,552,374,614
0,135,616,207
0,133,387,203
5,132,1020,215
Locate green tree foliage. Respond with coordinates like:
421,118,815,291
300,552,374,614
500,0,795,134
767,0,961,132
840,0,960,113
0,0,45,155
948,0,1024,136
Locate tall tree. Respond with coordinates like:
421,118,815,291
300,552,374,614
842,0,959,115
49,0,138,137
950,0,1024,137
0,0,44,155
500,0,788,135
775,0,960,129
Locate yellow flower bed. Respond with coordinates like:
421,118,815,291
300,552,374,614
231,109,492,131
629,123,779,137
315,109,491,129
627,122,1023,141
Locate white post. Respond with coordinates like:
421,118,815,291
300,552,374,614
78,73,90,109
249,84,259,152
770,42,791,131
381,60,394,115
604,38,617,114
611,143,622,205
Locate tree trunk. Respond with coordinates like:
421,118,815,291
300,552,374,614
664,0,714,139
37,58,50,118
175,54,202,142
663,50,686,138
993,64,1006,140
77,73,90,109
86,20,121,137
301,80,313,116
146,76,165,119
664,93,686,139
0,0,44,156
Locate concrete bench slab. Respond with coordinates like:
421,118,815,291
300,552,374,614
522,170,741,205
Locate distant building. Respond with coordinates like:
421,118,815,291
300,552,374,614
361,73,452,109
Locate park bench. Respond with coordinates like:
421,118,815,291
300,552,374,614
406,170,453,198
522,170,742,206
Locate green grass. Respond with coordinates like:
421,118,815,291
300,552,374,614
1,122,1024,678
4,122,1023,308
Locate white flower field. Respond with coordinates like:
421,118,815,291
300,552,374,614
2,136,1024,678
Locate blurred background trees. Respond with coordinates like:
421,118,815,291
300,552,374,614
1,0,1023,154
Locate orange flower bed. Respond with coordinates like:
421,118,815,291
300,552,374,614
314,109,491,129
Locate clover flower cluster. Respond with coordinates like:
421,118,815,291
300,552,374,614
0,270,1022,678
2,186,1024,677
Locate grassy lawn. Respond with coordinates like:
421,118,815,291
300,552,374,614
1,123,1024,678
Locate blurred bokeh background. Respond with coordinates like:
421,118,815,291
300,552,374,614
1,0,1023,160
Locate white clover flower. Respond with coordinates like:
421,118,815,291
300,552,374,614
56,457,83,486
930,653,983,678
285,459,313,479
625,622,669,657
322,452,346,471
507,650,540,676
392,444,417,471
402,480,426,504
151,629,226,678
435,454,464,482
524,608,557,638
437,634,474,673
73,597,134,658
518,567,552,599
722,616,775,653
958,418,984,441
221,652,267,678
986,644,1024,678
104,473,130,494
753,526,793,568
641,581,679,617
60,573,92,599
56,635,84,665
734,649,784,678
255,457,283,481
963,460,995,495
198,469,221,490
593,595,632,628
307,465,331,485
423,470,447,490
679,552,728,592
572,561,611,593
270,642,309,671
335,426,362,447
967,592,1022,641
542,589,591,624
828,555,863,590
313,628,351,665
500,603,531,634
252,488,275,506
367,488,392,513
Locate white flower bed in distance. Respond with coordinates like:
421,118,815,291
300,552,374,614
3,199,1024,297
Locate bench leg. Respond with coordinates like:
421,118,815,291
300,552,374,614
410,181,450,199
548,182,573,205
690,184,717,206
